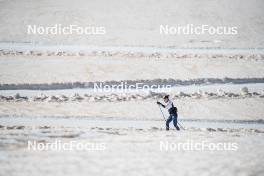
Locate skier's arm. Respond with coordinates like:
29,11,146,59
156,101,165,108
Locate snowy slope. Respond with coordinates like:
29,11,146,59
0,0,263,48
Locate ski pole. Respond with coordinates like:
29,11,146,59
177,121,185,130
158,104,166,121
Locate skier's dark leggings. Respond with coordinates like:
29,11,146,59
166,114,180,130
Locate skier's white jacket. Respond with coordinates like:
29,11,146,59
165,100,177,115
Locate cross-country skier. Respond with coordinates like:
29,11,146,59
157,95,180,131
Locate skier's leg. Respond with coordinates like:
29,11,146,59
173,114,180,131
166,115,172,130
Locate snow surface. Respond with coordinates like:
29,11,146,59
0,55,264,84
0,0,264,48
0,116,264,176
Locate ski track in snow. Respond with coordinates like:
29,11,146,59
0,43,264,59
1,77,264,90
0,89,263,103
0,47,263,60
